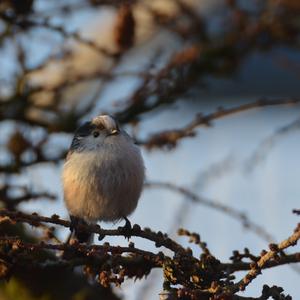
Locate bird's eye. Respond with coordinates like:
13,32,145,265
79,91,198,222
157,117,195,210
93,131,100,138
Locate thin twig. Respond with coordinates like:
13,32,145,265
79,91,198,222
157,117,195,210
140,99,300,149
145,181,275,242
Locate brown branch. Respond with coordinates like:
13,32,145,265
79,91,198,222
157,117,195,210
178,228,211,255
0,13,114,57
0,184,56,209
0,209,298,299
225,224,300,294
0,236,165,264
0,209,186,254
221,252,300,273
0,152,66,173
0,237,164,286
140,99,300,149
177,284,293,300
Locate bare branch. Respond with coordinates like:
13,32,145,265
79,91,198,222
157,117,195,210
145,181,275,242
140,99,300,149
226,224,300,294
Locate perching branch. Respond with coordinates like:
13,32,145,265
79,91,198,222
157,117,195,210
0,209,299,299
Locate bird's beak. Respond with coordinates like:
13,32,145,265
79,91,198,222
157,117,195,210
107,129,119,136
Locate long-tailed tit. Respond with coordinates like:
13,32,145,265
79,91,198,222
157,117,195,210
62,115,145,242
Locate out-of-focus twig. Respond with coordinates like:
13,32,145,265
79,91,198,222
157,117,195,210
145,181,276,242
244,116,300,173
139,99,300,149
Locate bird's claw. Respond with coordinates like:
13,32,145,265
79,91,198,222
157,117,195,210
98,233,105,241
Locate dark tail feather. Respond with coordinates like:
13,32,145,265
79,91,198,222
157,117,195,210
69,215,94,244
66,228,94,244
62,216,93,259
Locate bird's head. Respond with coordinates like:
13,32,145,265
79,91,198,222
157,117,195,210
69,115,121,152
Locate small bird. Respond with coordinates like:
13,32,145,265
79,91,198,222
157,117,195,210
62,115,145,243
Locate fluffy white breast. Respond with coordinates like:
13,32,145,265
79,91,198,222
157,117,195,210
62,134,145,222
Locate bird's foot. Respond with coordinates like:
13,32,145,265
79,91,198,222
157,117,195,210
120,217,132,240
97,225,105,241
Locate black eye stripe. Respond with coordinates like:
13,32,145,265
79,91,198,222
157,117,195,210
74,122,96,137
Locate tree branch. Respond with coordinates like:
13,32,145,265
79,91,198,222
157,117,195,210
140,99,300,149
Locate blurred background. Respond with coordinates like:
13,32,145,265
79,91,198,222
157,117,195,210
0,0,300,299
